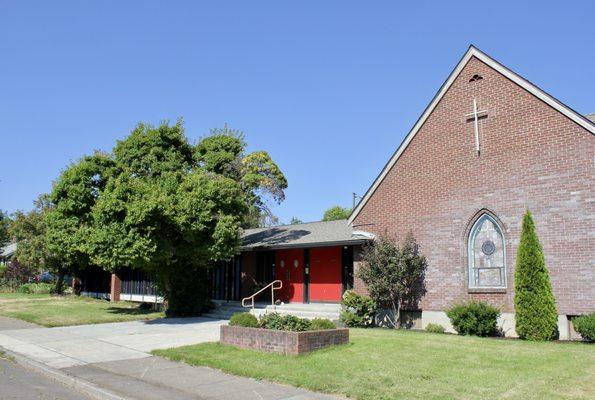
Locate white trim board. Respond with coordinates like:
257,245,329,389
120,293,164,303
348,45,595,225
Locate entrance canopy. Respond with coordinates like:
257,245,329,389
241,219,374,251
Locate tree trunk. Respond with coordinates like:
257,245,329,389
390,292,400,329
395,298,401,330
54,270,65,295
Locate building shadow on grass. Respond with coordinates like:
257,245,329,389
142,316,221,325
105,306,160,316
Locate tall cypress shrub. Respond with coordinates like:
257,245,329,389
514,210,558,340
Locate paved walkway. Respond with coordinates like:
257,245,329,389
0,316,340,400
0,317,226,368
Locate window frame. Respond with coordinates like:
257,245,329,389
467,213,507,289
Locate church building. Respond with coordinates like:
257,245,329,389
347,45,594,338
101,46,593,339
219,46,594,339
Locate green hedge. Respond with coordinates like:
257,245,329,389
310,318,336,330
17,282,54,294
572,313,595,342
259,313,311,332
229,312,259,328
228,313,337,332
425,323,445,334
447,301,500,337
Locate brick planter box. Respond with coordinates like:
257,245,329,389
220,325,349,355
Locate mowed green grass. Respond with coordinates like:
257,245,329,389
154,328,594,400
0,293,164,327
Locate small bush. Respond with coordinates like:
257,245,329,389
573,313,595,342
259,313,311,332
340,290,376,328
310,318,336,330
229,312,259,328
425,323,445,334
17,282,54,294
447,301,500,337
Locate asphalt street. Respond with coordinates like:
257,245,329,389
0,357,90,400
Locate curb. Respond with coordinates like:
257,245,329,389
0,346,128,400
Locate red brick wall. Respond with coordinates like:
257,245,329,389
353,56,594,315
110,273,121,302
220,325,349,354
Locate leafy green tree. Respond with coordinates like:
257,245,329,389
322,206,352,221
45,153,115,293
289,217,303,225
87,121,248,316
9,195,62,290
196,125,287,228
514,210,558,340
0,210,10,247
358,233,427,328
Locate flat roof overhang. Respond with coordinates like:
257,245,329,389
239,238,371,252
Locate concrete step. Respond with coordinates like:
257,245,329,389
205,301,342,321
267,303,342,312
257,310,340,321
254,308,340,321
202,313,235,320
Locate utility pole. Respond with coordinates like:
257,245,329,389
352,192,362,209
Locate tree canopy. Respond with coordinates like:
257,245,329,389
10,195,55,271
0,210,10,247
45,152,115,278
358,233,427,328
322,205,352,221
9,195,67,292
44,121,286,315
195,125,287,228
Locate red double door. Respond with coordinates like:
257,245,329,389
275,249,305,303
274,247,342,303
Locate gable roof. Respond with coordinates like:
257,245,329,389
348,45,595,225
241,220,373,250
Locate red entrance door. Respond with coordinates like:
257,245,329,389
275,249,304,303
309,247,342,302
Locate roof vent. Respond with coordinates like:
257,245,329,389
469,74,483,82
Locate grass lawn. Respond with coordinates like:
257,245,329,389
0,293,164,327
154,328,594,400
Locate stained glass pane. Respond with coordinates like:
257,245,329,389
469,215,506,288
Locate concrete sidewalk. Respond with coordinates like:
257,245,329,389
0,317,226,368
64,356,339,400
0,316,340,400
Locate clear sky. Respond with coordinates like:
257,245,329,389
1,1,594,224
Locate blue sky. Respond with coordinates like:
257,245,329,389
1,1,594,224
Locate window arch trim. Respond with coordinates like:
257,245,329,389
467,212,507,289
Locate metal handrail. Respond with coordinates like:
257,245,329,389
241,280,283,309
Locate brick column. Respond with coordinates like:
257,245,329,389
352,245,369,296
110,273,121,302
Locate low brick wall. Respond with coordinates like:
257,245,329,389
220,325,349,355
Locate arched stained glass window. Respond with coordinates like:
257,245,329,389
468,214,506,288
